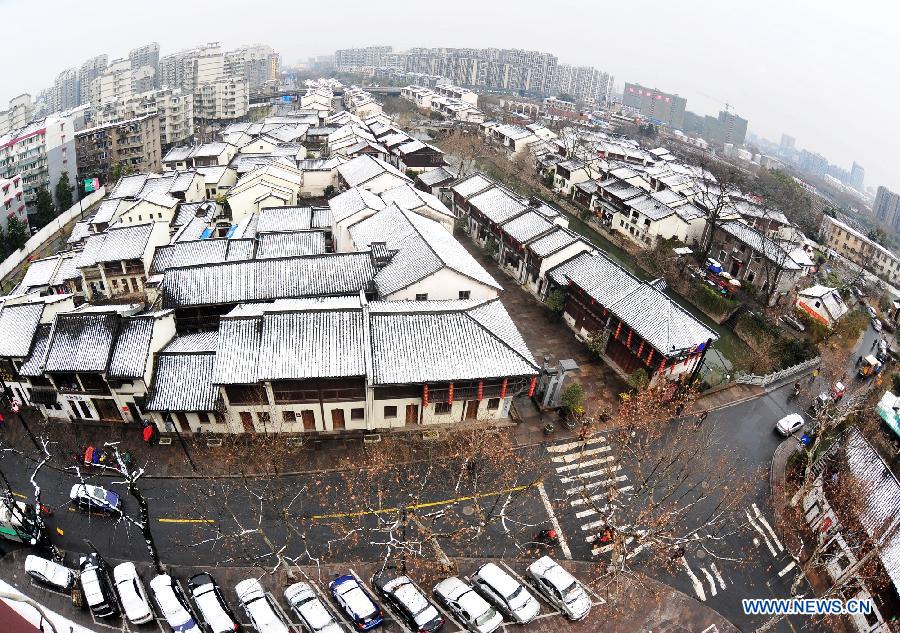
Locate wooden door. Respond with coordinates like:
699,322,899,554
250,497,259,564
239,411,254,433
174,412,191,432
465,400,479,420
331,409,345,430
301,410,316,431
405,404,419,425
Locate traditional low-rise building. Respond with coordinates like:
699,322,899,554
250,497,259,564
795,285,849,328
162,142,237,171
547,250,718,383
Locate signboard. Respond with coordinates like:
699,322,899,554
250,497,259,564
83,177,100,193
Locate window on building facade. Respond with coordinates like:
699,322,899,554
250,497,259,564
383,405,397,418
350,407,364,420
283,410,296,424
434,402,452,415
487,398,500,410
415,293,428,301
458,291,471,300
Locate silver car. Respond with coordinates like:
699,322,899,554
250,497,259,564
526,556,591,621
284,582,343,633
472,563,539,624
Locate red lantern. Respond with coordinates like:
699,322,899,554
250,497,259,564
423,384,429,407
528,376,537,397
448,382,454,405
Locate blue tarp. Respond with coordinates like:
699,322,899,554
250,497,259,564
199,228,213,240
225,225,237,238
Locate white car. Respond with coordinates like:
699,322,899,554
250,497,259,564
867,306,877,319
526,556,591,621
873,318,882,332
189,573,239,633
472,562,540,624
150,574,201,633
24,555,74,591
433,576,503,633
284,582,343,633
235,578,289,633
114,562,153,624
776,413,806,436
69,483,121,514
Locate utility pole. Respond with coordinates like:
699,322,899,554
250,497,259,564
164,411,197,472
0,370,40,451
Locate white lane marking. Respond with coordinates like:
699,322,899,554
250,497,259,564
778,561,797,578
752,503,784,552
537,481,571,560
554,453,613,473
568,486,633,506
746,509,778,557
558,461,618,483
710,562,726,590
625,542,649,560
701,566,718,597
306,581,349,632
551,447,610,463
591,542,614,555
575,508,599,519
680,557,706,601
546,437,607,453
564,471,625,495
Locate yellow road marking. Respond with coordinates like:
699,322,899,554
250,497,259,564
309,483,536,520
11,492,27,500
157,518,215,524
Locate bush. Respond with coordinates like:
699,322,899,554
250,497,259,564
323,185,335,198
560,383,585,416
693,284,738,316
775,337,817,367
628,368,650,391
546,289,566,314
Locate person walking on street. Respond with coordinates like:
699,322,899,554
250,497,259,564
695,411,708,428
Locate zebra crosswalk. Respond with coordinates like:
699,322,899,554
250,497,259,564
545,435,635,557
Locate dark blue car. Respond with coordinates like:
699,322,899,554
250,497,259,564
329,574,383,630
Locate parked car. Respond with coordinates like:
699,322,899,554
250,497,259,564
780,315,806,332
24,555,74,592
235,578,289,633
471,562,539,624
69,483,121,514
284,582,343,633
189,573,239,633
329,574,383,631
372,572,443,632
525,556,591,621
79,553,119,618
150,573,201,633
432,577,502,633
776,413,806,436
867,305,878,319
872,318,882,332
113,562,153,624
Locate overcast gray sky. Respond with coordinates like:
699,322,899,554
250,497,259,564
2,0,897,193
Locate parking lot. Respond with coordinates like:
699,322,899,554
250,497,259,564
7,551,622,633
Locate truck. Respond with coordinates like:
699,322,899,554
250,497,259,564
0,497,41,545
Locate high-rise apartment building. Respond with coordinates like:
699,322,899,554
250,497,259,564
159,43,225,92
75,113,162,182
53,68,79,112
716,110,748,145
0,113,77,212
90,88,194,150
129,42,160,87
334,46,403,71
78,54,109,105
193,79,248,124
90,58,133,106
780,134,795,151
873,186,900,230
552,64,613,105
850,162,865,191
0,174,27,233
403,47,557,96
622,82,686,128
225,44,280,91
0,94,35,136
798,150,828,177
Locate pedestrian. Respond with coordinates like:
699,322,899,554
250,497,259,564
0,413,5,429
873,338,878,351
695,411,708,428
856,356,863,367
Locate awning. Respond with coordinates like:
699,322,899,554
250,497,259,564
29,386,58,406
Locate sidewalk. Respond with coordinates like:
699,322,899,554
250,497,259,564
0,547,741,633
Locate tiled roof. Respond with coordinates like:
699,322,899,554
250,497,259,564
151,239,255,274
529,227,583,258
451,174,493,198
501,211,554,244
18,256,61,291
76,223,156,267
329,187,386,223
107,316,155,379
44,313,119,372
0,303,45,357
50,253,82,284
256,232,326,259
719,221,801,270
337,155,410,188
369,299,538,383
548,251,718,357
257,206,331,232
469,186,528,224
380,184,453,219
416,166,455,187
67,221,92,244
160,253,375,308
162,330,219,353
146,352,218,412
18,324,52,376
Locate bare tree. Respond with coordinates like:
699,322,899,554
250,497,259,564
693,159,748,264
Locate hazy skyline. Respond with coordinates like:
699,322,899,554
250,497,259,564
2,0,897,194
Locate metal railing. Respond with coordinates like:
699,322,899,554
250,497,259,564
735,356,820,387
